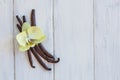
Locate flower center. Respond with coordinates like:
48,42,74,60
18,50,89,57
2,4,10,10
26,37,32,45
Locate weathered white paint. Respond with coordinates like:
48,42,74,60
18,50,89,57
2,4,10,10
54,0,94,80
0,0,14,80
0,0,120,80
14,0,54,80
95,0,120,80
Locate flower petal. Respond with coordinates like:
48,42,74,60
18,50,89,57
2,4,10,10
32,35,46,44
19,45,30,51
16,31,27,46
19,41,35,51
27,27,46,40
22,22,31,31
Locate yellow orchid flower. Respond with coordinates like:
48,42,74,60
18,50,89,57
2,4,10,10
16,22,46,51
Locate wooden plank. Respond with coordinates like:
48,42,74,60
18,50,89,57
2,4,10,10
54,0,94,80
0,0,14,80
95,0,120,80
14,0,54,80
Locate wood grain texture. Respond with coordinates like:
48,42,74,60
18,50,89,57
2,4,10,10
14,0,54,80
54,0,94,80
1,0,120,80
95,0,120,80
0,0,14,80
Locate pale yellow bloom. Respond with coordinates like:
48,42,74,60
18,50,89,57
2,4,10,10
16,22,46,51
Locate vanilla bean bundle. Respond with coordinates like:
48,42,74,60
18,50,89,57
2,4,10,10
16,9,60,71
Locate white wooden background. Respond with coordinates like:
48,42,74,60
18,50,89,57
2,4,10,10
0,0,120,80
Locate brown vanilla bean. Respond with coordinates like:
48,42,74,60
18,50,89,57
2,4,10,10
30,10,53,64
34,45,51,61
30,10,59,65
16,24,22,32
27,50,35,68
30,48,51,71
31,9,57,60
38,44,55,59
31,9,36,26
23,16,26,22
16,16,23,26
34,45,60,63
30,10,54,60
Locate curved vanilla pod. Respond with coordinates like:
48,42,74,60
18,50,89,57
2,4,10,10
31,9,60,62
30,48,51,71
34,45,60,63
